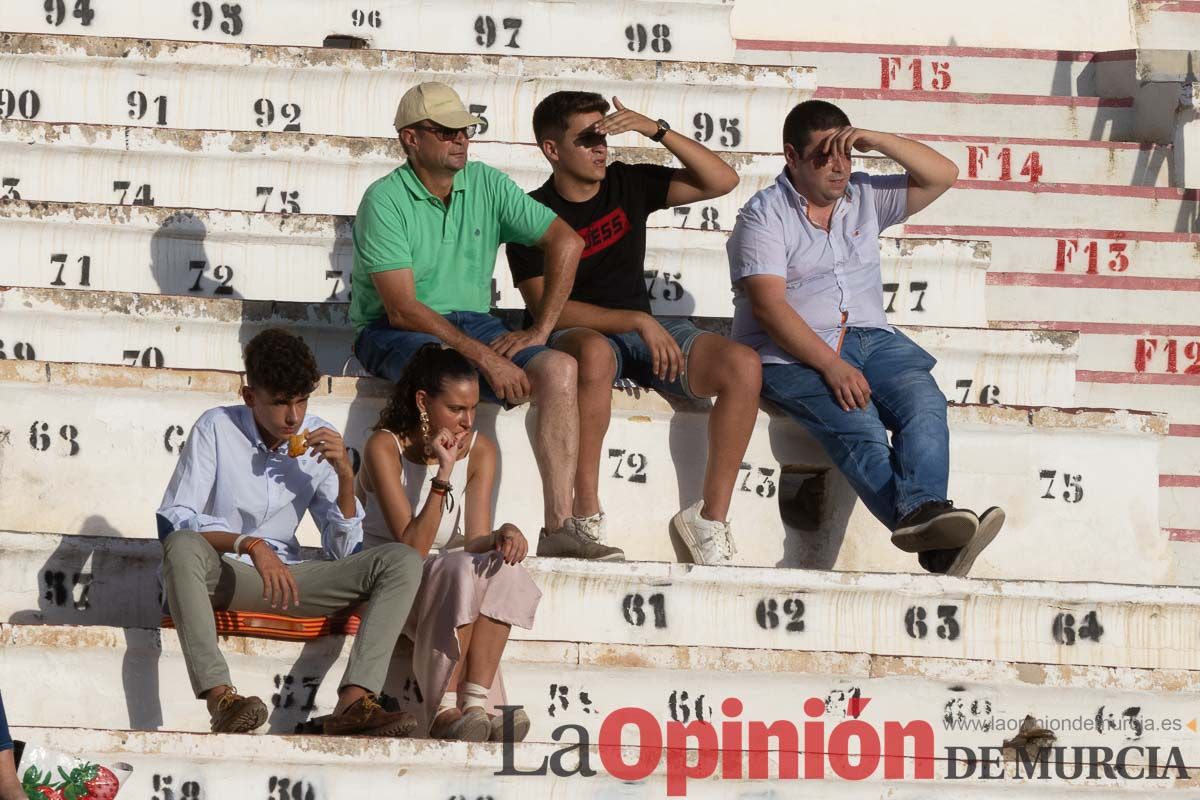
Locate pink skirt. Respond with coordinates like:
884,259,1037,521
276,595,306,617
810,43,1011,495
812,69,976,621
402,550,541,733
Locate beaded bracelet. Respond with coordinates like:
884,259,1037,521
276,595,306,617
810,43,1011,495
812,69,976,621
431,477,452,493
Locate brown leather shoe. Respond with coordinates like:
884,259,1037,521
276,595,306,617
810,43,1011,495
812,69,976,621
209,688,268,734
322,694,417,737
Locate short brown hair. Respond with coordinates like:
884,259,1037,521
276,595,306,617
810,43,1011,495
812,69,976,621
783,100,851,156
532,91,610,143
243,328,320,397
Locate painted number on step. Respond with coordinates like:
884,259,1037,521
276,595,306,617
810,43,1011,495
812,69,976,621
44,0,94,27
42,569,91,611
642,270,684,302
0,340,37,360
113,181,154,206
152,774,204,800
673,205,720,231
0,89,41,120
267,777,316,800
738,463,778,498
883,281,928,313
123,347,164,368
257,187,301,214
692,114,741,148
625,23,671,53
29,422,80,456
755,597,805,632
1039,469,1083,503
1134,338,1200,375
547,684,596,717
880,58,952,91
905,604,960,641
254,99,302,132
608,448,647,483
953,380,1000,405
164,425,186,454
1055,239,1129,273
623,592,667,628
474,15,522,48
188,260,236,295
2,177,20,200
966,146,1043,182
350,9,382,28
272,674,320,711
668,690,710,723
128,91,168,126
192,2,244,36
49,254,91,287
1052,610,1103,645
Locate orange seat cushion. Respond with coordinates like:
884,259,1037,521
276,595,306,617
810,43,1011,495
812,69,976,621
161,608,362,641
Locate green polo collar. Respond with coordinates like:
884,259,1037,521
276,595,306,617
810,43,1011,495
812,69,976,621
397,161,469,204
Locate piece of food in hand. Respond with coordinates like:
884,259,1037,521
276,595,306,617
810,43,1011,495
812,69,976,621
287,430,309,458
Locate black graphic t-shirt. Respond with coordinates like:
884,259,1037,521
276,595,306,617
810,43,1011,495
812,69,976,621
506,161,675,314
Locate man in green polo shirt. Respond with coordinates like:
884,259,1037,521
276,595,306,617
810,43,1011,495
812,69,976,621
351,82,623,561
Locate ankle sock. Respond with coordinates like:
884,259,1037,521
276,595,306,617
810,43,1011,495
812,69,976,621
461,682,489,712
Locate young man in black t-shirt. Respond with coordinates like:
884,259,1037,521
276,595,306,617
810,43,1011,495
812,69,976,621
506,91,761,565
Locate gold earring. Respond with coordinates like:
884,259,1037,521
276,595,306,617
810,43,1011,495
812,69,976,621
419,409,431,455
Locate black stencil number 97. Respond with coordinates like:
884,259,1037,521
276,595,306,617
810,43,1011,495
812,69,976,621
474,15,522,48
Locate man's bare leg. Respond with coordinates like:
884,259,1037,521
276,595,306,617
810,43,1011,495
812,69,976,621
549,330,618,518
683,335,763,521
525,350,579,532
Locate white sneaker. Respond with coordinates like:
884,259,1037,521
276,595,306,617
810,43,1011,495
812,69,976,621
565,512,608,545
670,501,736,566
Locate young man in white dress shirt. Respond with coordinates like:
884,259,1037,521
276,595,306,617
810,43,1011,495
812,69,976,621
157,329,423,734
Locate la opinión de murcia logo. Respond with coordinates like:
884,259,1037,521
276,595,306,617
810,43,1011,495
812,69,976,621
493,697,1192,795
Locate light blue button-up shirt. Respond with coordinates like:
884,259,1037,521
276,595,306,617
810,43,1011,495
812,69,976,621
156,405,364,564
727,170,909,365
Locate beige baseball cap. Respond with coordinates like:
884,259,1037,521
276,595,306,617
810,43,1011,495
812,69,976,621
394,82,484,131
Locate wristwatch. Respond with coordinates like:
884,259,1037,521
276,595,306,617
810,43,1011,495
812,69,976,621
649,118,670,143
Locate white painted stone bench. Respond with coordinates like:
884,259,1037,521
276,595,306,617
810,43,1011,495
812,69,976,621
0,361,1170,581
0,201,992,327
0,0,739,63
0,287,1078,407
0,33,812,151
2,622,1197,757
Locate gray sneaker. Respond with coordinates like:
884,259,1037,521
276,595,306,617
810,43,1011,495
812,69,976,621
537,524,625,561
564,512,608,545
670,500,737,566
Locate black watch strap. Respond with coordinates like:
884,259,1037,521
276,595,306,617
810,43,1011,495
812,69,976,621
650,119,670,143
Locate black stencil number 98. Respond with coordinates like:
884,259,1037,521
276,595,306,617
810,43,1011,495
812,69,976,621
625,23,671,53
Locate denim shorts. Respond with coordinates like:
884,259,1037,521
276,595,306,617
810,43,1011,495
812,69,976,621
550,317,710,399
354,311,551,404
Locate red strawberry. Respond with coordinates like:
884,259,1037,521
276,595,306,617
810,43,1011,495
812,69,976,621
36,788,66,800
82,766,119,800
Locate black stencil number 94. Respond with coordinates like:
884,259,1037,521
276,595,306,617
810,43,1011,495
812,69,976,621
254,99,302,132
44,0,94,26
623,592,667,628
625,23,671,53
1053,610,1103,646
1040,469,1083,503
905,604,960,641
192,2,243,36
756,597,805,632
693,113,741,148
474,15,522,48
152,773,203,800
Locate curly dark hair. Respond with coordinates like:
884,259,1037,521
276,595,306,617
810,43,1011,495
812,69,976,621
375,344,478,434
242,328,320,397
532,90,610,143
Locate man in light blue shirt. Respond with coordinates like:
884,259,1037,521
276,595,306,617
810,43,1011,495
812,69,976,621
728,100,1004,577
157,329,422,735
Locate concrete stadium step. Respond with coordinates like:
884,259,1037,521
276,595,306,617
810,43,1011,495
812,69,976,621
0,201,992,326
1133,0,1200,50
11,725,1193,795
0,123,1174,237
0,0,738,62
0,122,1179,238
0,287,1078,407
986,284,1196,329
0,361,1170,582
4,530,1199,671
733,40,1138,98
0,33,811,151
3,623,1198,759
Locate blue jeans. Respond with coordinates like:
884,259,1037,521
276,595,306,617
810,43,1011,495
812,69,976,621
550,317,710,400
354,312,551,404
761,328,949,529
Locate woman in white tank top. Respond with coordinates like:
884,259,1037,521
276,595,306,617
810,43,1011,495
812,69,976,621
357,344,541,743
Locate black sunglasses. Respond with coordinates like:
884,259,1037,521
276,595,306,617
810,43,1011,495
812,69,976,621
413,123,478,141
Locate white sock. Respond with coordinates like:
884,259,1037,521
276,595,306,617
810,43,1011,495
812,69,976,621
461,682,489,712
437,691,457,714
